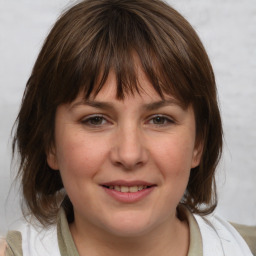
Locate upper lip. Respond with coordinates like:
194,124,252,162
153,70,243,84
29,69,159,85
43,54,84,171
101,180,156,187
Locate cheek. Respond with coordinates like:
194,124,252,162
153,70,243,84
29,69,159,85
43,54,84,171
55,134,108,178
55,136,109,207
151,136,195,176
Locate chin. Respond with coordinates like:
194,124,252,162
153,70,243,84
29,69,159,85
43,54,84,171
107,224,152,238
102,212,157,237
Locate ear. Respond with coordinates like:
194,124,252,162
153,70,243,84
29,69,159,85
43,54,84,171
46,146,59,170
191,141,204,168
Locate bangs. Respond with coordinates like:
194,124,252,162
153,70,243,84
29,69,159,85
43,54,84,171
46,0,202,107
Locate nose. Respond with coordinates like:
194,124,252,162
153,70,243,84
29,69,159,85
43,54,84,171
110,125,149,170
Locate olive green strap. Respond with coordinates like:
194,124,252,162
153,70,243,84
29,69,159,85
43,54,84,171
57,208,79,256
6,231,23,256
231,223,256,255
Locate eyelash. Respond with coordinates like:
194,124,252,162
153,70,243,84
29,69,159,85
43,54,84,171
81,114,110,127
146,115,174,126
80,114,175,128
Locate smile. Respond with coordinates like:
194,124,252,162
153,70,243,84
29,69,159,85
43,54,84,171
103,185,151,193
101,181,156,203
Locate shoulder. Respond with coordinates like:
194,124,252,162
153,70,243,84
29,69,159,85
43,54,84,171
0,237,7,256
4,231,22,256
231,223,256,256
4,219,61,256
194,213,255,256
0,231,22,256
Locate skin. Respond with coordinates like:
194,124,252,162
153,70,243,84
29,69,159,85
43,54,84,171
47,66,203,256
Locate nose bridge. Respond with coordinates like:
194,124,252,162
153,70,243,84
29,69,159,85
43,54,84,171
111,121,148,169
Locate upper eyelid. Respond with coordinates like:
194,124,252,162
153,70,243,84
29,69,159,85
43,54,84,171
81,113,104,119
81,113,110,119
149,114,172,118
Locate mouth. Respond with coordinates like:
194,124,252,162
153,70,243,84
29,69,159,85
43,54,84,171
101,185,154,193
100,181,156,203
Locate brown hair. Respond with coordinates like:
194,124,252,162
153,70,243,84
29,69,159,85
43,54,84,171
13,0,222,226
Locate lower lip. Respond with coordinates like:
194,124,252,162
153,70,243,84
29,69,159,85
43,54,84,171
102,186,155,203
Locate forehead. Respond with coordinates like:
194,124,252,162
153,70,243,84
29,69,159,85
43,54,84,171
86,57,181,104
72,68,186,111
54,47,191,112
92,66,159,100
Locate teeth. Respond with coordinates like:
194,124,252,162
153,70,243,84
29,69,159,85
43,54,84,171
107,185,150,193
129,186,138,192
120,186,129,192
138,185,143,191
114,185,121,191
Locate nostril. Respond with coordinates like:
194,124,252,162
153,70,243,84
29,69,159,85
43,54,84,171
113,160,142,170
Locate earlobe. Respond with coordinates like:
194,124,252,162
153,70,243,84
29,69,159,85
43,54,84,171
47,148,59,170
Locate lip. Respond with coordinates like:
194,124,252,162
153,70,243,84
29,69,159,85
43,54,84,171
100,180,156,203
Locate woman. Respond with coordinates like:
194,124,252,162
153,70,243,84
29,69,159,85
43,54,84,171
3,0,254,255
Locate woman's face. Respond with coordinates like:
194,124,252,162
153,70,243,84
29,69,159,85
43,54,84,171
47,68,202,237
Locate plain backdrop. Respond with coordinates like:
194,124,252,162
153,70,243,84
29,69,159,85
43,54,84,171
0,0,256,234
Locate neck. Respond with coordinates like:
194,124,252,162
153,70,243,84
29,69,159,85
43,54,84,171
69,212,189,256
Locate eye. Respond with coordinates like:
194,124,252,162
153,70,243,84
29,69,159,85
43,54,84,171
147,115,174,126
81,115,109,126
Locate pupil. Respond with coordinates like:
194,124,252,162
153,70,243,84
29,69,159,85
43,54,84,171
154,116,164,124
91,117,102,125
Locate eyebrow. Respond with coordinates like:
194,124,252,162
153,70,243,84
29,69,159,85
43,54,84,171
69,100,115,111
69,99,182,111
142,99,183,111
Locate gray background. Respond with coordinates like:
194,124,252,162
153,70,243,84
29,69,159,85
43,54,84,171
0,0,256,234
